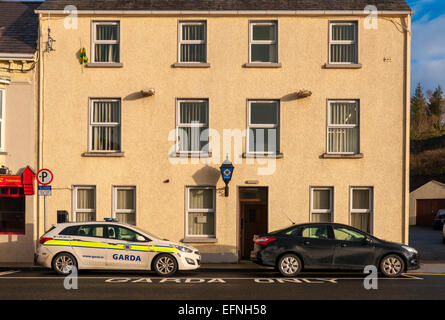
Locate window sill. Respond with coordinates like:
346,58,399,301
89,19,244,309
170,152,212,158
82,152,125,157
243,62,282,68
182,237,217,243
85,62,123,68
172,62,211,68
324,63,362,69
320,153,364,159
242,152,283,159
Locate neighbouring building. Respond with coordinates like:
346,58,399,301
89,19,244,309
0,1,39,263
34,0,412,263
409,180,445,226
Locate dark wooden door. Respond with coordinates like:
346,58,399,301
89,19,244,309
241,204,267,259
416,199,445,226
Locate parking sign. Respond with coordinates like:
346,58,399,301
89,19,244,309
37,169,53,185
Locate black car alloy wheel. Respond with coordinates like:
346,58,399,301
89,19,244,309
277,254,302,277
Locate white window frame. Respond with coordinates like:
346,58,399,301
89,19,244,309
88,98,122,153
112,186,136,225
326,99,360,155
0,89,5,151
175,99,209,154
185,186,216,238
249,20,278,63
350,187,373,234
72,185,96,222
247,99,280,155
310,187,334,222
91,21,120,63
178,20,207,63
329,21,358,64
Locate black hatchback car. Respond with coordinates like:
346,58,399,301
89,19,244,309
250,223,420,277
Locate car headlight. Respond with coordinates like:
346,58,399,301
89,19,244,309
174,245,193,253
402,245,418,254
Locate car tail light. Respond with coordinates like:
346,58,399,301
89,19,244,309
39,237,53,244
254,237,277,245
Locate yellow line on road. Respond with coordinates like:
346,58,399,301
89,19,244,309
404,272,445,276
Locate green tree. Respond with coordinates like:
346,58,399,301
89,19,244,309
428,85,444,117
410,83,429,139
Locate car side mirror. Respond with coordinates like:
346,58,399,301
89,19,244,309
364,237,373,243
136,235,146,242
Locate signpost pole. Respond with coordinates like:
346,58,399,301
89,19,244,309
44,195,47,232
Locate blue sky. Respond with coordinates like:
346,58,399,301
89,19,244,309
407,0,445,93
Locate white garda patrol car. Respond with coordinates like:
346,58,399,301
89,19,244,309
35,219,201,276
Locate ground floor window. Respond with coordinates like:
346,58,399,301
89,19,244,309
113,186,136,225
186,186,215,237
73,186,96,222
0,196,25,234
310,187,333,222
350,187,373,233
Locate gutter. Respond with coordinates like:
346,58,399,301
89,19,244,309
34,9,414,16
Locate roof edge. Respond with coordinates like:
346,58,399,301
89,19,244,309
34,9,414,16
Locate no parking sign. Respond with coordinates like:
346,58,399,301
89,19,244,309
37,169,53,185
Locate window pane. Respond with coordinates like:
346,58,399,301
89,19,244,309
312,190,330,210
117,189,134,210
77,189,94,209
180,102,207,124
180,44,206,62
251,44,277,63
248,128,277,153
330,102,357,125
250,102,278,125
330,44,357,63
96,24,118,40
331,24,355,41
182,24,205,40
93,101,120,123
302,226,329,239
178,127,209,152
189,189,213,209
311,212,331,223
334,226,366,241
78,225,104,237
351,213,371,233
252,24,276,41
95,44,119,62
117,227,139,241
352,189,370,210
76,212,95,222
116,212,136,225
328,127,358,153
92,126,121,151
188,212,215,236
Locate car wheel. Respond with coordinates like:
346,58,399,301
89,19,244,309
380,254,405,278
277,254,302,277
52,253,77,276
153,254,178,277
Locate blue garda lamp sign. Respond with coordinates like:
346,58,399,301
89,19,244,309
220,158,234,197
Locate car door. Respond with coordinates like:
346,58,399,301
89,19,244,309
296,225,335,268
69,224,107,268
104,225,153,270
332,225,376,269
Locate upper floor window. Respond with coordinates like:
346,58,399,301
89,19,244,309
247,100,280,154
179,21,207,63
329,22,358,64
327,100,359,154
176,99,209,154
0,89,4,150
249,21,278,63
92,21,120,63
89,99,121,152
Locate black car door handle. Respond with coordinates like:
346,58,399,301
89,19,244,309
341,243,347,247
303,241,310,245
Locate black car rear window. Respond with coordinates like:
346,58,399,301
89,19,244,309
59,226,79,236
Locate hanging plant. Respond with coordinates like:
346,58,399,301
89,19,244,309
79,47,89,64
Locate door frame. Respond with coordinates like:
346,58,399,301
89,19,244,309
237,186,269,260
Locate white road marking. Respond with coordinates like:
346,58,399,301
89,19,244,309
0,270,20,276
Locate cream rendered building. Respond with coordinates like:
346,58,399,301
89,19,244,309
35,0,412,262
